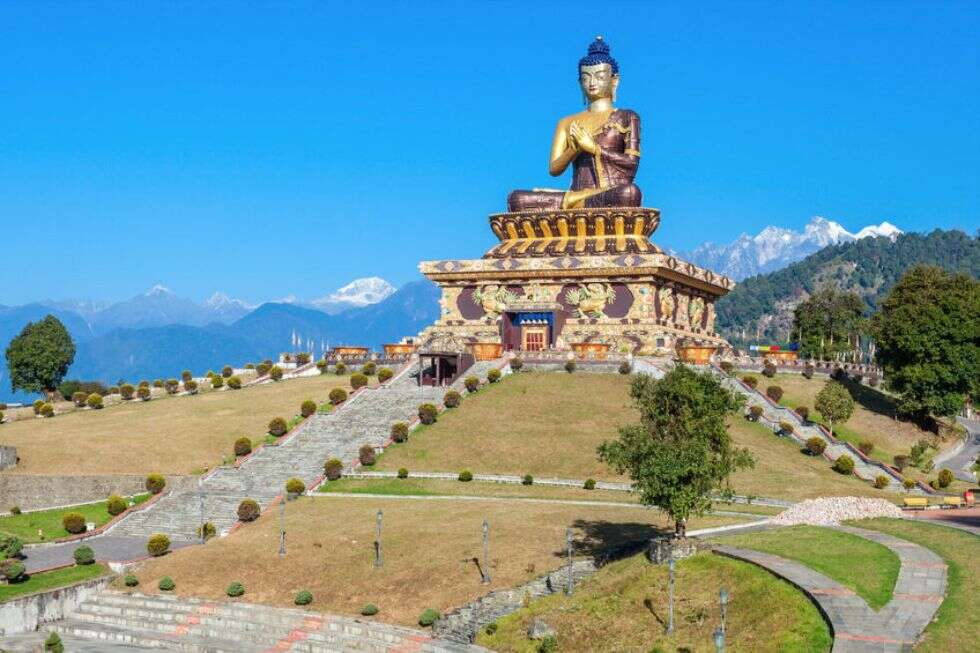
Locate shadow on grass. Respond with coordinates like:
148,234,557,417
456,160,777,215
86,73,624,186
562,519,670,565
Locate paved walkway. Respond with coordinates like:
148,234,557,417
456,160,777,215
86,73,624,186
21,535,195,574
902,507,980,537
934,417,979,482
714,525,947,652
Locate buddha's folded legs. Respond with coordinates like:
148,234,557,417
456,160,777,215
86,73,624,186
584,183,642,208
507,184,642,212
507,190,565,212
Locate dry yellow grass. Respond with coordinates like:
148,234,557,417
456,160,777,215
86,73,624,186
0,375,357,476
126,496,748,626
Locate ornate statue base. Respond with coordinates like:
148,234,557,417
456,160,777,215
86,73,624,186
417,207,733,357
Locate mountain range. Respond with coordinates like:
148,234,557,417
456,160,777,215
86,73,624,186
674,217,903,280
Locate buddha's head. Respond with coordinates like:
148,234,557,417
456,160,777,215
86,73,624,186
578,36,619,103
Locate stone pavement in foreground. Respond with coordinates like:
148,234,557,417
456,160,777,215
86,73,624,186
714,525,947,652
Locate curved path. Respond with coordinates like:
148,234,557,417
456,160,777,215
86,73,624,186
714,524,947,652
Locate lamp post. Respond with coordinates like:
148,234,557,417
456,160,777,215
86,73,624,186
565,528,574,595
719,587,729,634
667,557,675,635
198,478,205,544
713,626,725,653
374,509,383,568
481,519,491,584
278,497,286,557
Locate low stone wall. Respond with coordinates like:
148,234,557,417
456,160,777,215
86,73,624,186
0,474,189,512
0,446,16,470
0,574,111,636
522,361,626,374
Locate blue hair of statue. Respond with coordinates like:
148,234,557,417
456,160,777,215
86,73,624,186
579,36,619,75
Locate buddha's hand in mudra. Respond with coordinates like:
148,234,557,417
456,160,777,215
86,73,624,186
569,122,598,155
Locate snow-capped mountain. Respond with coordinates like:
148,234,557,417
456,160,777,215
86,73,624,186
676,217,903,280
309,277,396,314
203,292,256,323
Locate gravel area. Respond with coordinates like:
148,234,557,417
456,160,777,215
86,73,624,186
772,496,903,526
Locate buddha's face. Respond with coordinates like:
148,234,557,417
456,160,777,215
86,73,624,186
579,63,618,102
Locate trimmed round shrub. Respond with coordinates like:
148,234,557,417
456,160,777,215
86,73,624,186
391,421,409,443
44,632,63,653
0,534,22,558
237,499,260,522
762,362,777,378
937,468,954,488
234,437,252,457
316,359,329,374
8,506,20,516
458,470,473,482
833,455,855,474
464,376,479,393
197,522,216,540
747,405,764,421
137,386,151,401
40,403,55,418
294,590,313,605
256,362,271,377
584,478,596,490
874,475,890,489
268,417,288,437
741,375,758,389
285,477,306,495
296,352,311,365
765,385,783,402
181,370,192,382
522,474,533,486
145,473,166,495
262,359,273,367
269,366,284,381
300,399,317,418
138,380,149,389
858,440,875,456
350,372,368,390
328,387,349,406
124,574,139,587
397,467,409,479
361,603,379,616
443,390,461,408
487,368,502,383
62,512,86,534
778,421,794,435
164,379,179,394
0,410,3,424
226,581,245,597
73,545,95,565
153,379,164,388
359,444,376,466
803,363,815,379
1,560,25,582
184,379,198,394
146,533,170,557
903,478,917,491
892,455,909,472
378,367,394,383
227,376,242,390
564,360,576,373
418,403,438,425
618,361,632,375
87,393,104,409
795,405,810,422
106,495,128,516
805,437,827,456
32,399,44,414
418,608,440,627
719,361,734,374
222,365,233,378
206,370,216,379
510,357,524,372
361,362,377,376
211,375,224,389
158,576,175,591
334,362,347,375
323,458,343,481
119,384,135,400
73,391,89,406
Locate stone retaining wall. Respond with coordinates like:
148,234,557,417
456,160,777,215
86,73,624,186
0,574,111,636
0,474,193,511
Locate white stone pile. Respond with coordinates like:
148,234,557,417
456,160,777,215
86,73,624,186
772,496,903,526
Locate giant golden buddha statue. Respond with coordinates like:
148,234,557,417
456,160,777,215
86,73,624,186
508,37,642,212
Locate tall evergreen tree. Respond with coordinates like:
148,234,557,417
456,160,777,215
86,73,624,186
5,315,76,398
870,265,979,418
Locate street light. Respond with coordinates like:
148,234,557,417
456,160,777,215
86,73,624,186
667,557,675,635
374,509,383,568
713,626,725,652
481,519,491,584
719,587,729,634
278,497,286,557
565,528,574,595
197,477,205,545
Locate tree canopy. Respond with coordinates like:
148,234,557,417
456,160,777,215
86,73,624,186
870,265,979,418
598,365,753,536
792,287,865,359
5,315,76,395
814,380,855,437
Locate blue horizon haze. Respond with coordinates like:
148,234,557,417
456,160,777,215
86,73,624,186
1,1,978,305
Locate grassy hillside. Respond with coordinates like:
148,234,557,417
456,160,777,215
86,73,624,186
377,372,896,501
0,374,355,476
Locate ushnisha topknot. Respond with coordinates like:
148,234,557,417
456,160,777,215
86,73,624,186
578,35,619,74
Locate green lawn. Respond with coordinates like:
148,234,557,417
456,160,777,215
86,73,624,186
477,552,831,652
0,563,109,602
720,525,900,610
0,494,150,543
853,518,980,653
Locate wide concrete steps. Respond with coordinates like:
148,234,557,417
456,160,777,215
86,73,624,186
59,591,481,652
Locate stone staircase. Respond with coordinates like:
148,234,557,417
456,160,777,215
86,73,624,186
53,591,483,652
109,358,505,542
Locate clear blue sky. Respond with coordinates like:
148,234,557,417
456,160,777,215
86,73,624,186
2,1,977,305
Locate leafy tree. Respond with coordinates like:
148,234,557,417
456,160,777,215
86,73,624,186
598,365,753,537
5,315,76,397
814,381,854,437
792,288,865,359
870,265,979,418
